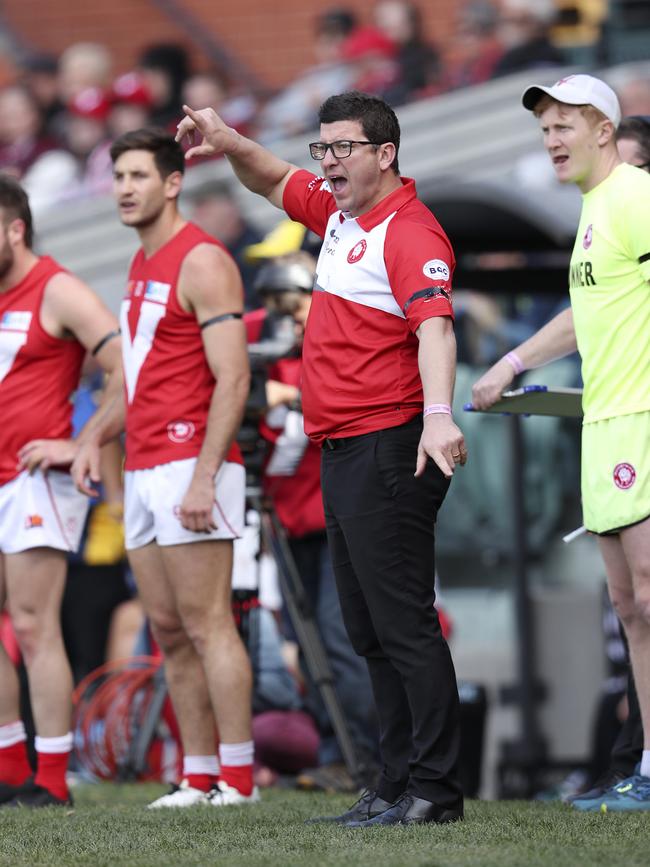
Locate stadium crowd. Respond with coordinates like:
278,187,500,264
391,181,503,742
0,0,631,216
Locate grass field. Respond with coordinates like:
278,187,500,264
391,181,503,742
1,783,649,867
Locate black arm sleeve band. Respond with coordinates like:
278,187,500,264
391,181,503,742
91,328,121,357
402,287,450,315
199,312,243,330
638,252,650,264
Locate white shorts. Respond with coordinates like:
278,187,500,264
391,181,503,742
124,458,245,550
0,470,89,555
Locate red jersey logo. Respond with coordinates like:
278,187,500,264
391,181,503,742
583,224,593,249
613,462,636,490
25,514,44,529
347,240,367,264
167,420,196,444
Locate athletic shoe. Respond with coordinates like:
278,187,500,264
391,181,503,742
569,769,628,810
0,777,33,805
207,780,260,807
4,781,73,808
147,779,210,809
596,771,650,813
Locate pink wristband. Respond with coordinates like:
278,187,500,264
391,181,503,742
423,403,452,418
504,351,525,375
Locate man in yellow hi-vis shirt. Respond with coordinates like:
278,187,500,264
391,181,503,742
472,74,650,812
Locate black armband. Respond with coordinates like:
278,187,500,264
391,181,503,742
402,287,450,315
91,328,121,356
200,312,243,331
639,252,650,264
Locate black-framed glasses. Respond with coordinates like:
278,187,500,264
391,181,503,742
308,140,380,160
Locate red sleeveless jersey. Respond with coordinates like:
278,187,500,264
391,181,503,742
0,256,85,485
120,222,242,470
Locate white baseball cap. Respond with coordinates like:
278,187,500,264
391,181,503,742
522,74,621,127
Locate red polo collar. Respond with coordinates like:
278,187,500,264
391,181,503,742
339,177,417,231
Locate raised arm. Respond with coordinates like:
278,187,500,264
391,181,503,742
471,306,577,410
176,105,298,209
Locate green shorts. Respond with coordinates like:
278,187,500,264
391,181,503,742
581,411,650,534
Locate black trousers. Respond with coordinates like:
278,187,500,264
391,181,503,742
321,417,462,808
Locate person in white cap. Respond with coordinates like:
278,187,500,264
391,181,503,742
472,73,650,812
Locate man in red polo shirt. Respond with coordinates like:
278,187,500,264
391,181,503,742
177,91,467,826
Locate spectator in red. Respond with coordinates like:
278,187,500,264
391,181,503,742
62,87,113,198
340,26,399,99
107,72,153,139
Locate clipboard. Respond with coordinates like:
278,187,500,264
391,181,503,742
464,385,583,418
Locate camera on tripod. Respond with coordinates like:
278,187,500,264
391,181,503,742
239,256,315,484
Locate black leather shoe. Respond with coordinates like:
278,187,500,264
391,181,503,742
5,781,73,809
346,792,463,827
305,789,393,824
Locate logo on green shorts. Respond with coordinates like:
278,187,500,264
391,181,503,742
613,462,636,490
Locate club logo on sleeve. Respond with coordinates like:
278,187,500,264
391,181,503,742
1,311,32,332
422,259,450,281
25,514,44,529
167,420,196,443
347,239,367,263
307,176,331,193
144,280,171,304
583,224,593,249
613,462,636,490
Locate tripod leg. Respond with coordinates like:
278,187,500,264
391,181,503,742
255,497,367,786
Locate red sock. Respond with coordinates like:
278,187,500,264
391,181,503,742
220,764,253,796
35,751,69,801
0,741,31,787
186,773,216,792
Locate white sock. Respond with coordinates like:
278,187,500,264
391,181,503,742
183,755,220,777
640,750,650,778
0,721,27,749
219,741,254,767
34,733,73,754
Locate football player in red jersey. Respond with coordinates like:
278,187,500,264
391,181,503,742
72,129,257,809
0,174,121,808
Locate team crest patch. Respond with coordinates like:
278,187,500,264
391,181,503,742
422,259,450,281
167,420,196,443
25,514,44,529
613,462,636,490
583,224,593,249
347,239,367,263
